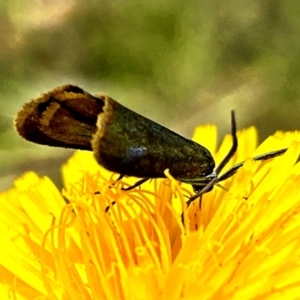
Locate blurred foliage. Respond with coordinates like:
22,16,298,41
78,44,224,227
1,0,300,189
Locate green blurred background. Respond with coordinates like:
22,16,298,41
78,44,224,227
1,0,300,191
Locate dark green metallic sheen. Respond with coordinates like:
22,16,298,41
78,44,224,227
92,97,215,181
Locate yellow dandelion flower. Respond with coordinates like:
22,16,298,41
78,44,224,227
1,125,300,299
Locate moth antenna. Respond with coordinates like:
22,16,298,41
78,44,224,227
215,110,238,175
217,148,287,183
187,110,238,204
215,183,228,191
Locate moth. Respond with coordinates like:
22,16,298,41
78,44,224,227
15,85,286,206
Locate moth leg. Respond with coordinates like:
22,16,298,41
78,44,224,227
105,201,115,213
122,178,151,191
181,195,203,225
105,176,149,213
115,174,124,182
102,174,125,213
199,195,203,209
185,193,204,210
